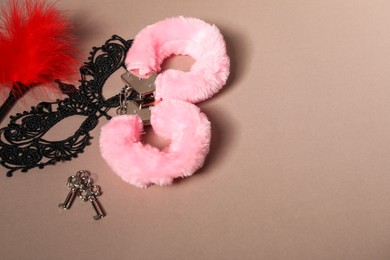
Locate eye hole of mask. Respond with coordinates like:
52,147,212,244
0,35,132,176
41,115,88,141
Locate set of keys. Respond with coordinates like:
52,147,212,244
58,170,105,220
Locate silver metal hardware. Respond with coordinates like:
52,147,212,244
58,171,91,210
79,185,105,220
58,171,106,220
126,100,152,125
121,71,157,96
117,71,156,125
116,86,132,115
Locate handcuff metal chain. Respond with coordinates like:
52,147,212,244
117,71,157,125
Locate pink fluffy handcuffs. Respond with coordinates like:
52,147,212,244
99,17,230,188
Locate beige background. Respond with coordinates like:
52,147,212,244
1,0,390,259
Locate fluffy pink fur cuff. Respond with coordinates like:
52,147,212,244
100,100,211,188
100,16,229,188
125,16,230,103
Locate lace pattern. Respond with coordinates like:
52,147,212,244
0,35,133,176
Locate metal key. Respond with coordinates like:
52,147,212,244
79,185,105,220
58,171,91,210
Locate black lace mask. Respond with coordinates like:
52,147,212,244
0,35,136,176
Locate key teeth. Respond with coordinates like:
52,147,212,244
58,172,106,220
58,203,69,210
93,215,105,220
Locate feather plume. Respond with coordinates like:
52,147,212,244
0,0,78,95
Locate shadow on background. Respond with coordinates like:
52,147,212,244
174,26,251,184
216,25,253,95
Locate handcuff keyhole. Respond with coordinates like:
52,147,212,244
41,115,86,141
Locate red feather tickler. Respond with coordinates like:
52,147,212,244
0,0,78,121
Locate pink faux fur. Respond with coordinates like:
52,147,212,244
100,17,230,188
125,16,230,103
100,100,211,188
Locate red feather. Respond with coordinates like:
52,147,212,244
0,0,78,95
